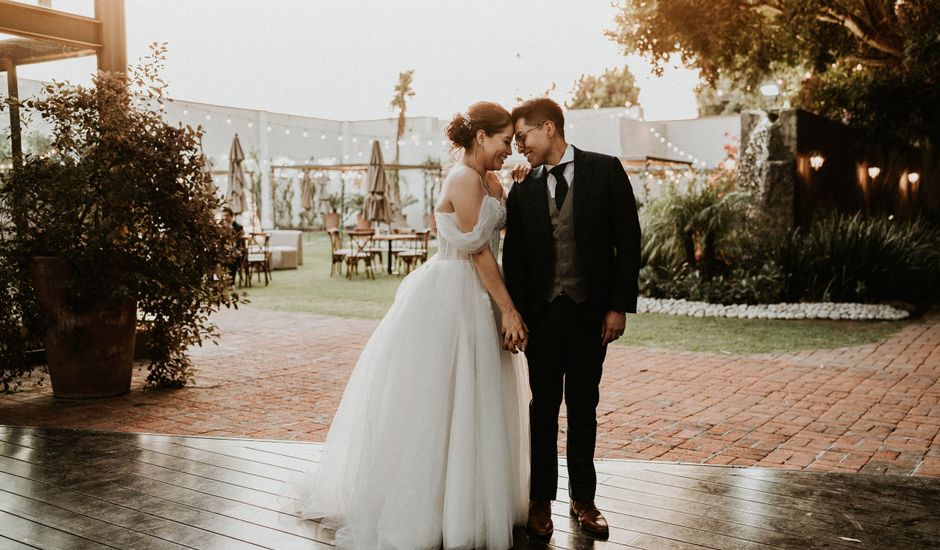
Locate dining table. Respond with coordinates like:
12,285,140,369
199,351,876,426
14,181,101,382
371,233,420,274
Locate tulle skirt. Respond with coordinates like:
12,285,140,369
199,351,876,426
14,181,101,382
281,255,530,549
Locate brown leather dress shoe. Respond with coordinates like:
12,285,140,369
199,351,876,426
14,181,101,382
527,500,554,538
569,500,609,539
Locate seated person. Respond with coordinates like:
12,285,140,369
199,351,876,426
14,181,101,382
220,207,245,284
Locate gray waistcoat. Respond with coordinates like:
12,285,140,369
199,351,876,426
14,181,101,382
546,180,588,303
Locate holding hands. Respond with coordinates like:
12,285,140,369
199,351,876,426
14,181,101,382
500,309,528,354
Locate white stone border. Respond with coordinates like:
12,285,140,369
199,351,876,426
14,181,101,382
637,297,909,320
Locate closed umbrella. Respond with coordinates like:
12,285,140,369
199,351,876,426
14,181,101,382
363,140,392,224
301,169,315,211
226,134,247,214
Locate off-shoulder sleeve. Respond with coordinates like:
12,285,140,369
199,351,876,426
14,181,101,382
433,199,501,254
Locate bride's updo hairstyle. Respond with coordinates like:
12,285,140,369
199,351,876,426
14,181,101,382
445,101,511,153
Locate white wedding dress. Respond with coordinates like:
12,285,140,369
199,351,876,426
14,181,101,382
284,195,530,549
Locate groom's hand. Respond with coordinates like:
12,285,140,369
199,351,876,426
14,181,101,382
601,311,626,345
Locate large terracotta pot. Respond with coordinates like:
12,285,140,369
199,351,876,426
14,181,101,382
323,212,340,230
30,257,136,398
355,212,372,230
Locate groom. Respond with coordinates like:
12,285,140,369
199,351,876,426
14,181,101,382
503,98,641,539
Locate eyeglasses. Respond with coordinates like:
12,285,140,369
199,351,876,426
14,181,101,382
513,121,546,148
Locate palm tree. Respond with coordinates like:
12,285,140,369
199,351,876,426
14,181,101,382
389,69,415,203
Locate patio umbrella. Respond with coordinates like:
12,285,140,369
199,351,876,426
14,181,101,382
226,134,247,214
301,169,315,211
363,140,392,224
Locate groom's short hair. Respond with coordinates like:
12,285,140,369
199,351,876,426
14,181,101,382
511,98,565,139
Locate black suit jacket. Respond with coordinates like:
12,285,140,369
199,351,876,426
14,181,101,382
503,146,641,326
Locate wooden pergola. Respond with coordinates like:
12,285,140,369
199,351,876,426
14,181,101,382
0,0,127,166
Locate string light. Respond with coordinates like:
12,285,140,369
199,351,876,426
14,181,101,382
908,172,920,184
868,166,881,179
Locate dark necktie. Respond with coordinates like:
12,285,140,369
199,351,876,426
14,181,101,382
550,163,569,210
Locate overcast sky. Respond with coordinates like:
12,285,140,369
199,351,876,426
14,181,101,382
16,0,701,121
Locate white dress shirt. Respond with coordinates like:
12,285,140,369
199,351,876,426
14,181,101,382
545,144,575,199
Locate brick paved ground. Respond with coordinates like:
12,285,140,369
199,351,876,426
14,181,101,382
2,307,938,476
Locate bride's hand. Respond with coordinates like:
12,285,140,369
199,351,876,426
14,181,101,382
501,309,527,353
511,164,532,183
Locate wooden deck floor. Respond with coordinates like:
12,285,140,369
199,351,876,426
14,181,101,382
0,425,937,549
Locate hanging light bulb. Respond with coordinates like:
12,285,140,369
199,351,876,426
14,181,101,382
908,172,920,184
868,166,881,179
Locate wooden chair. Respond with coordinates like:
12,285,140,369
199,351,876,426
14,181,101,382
388,227,415,270
328,229,350,277
243,232,271,286
396,229,430,275
345,230,376,279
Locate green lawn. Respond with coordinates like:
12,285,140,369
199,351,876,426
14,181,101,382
245,233,906,354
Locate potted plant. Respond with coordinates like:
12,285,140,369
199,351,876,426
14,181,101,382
346,193,370,230
0,45,244,396
322,193,342,230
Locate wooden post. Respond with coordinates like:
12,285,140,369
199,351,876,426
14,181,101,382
94,0,126,75
2,58,22,168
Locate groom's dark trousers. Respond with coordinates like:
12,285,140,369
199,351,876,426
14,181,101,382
503,146,641,502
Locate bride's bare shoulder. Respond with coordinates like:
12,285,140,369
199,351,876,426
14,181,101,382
443,166,484,198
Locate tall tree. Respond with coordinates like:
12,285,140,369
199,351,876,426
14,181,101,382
389,70,415,203
566,66,641,109
607,0,940,205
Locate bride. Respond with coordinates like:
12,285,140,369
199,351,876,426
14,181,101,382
283,101,530,549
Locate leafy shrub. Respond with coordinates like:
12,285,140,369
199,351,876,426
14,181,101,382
639,170,780,303
775,214,940,306
638,169,940,307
